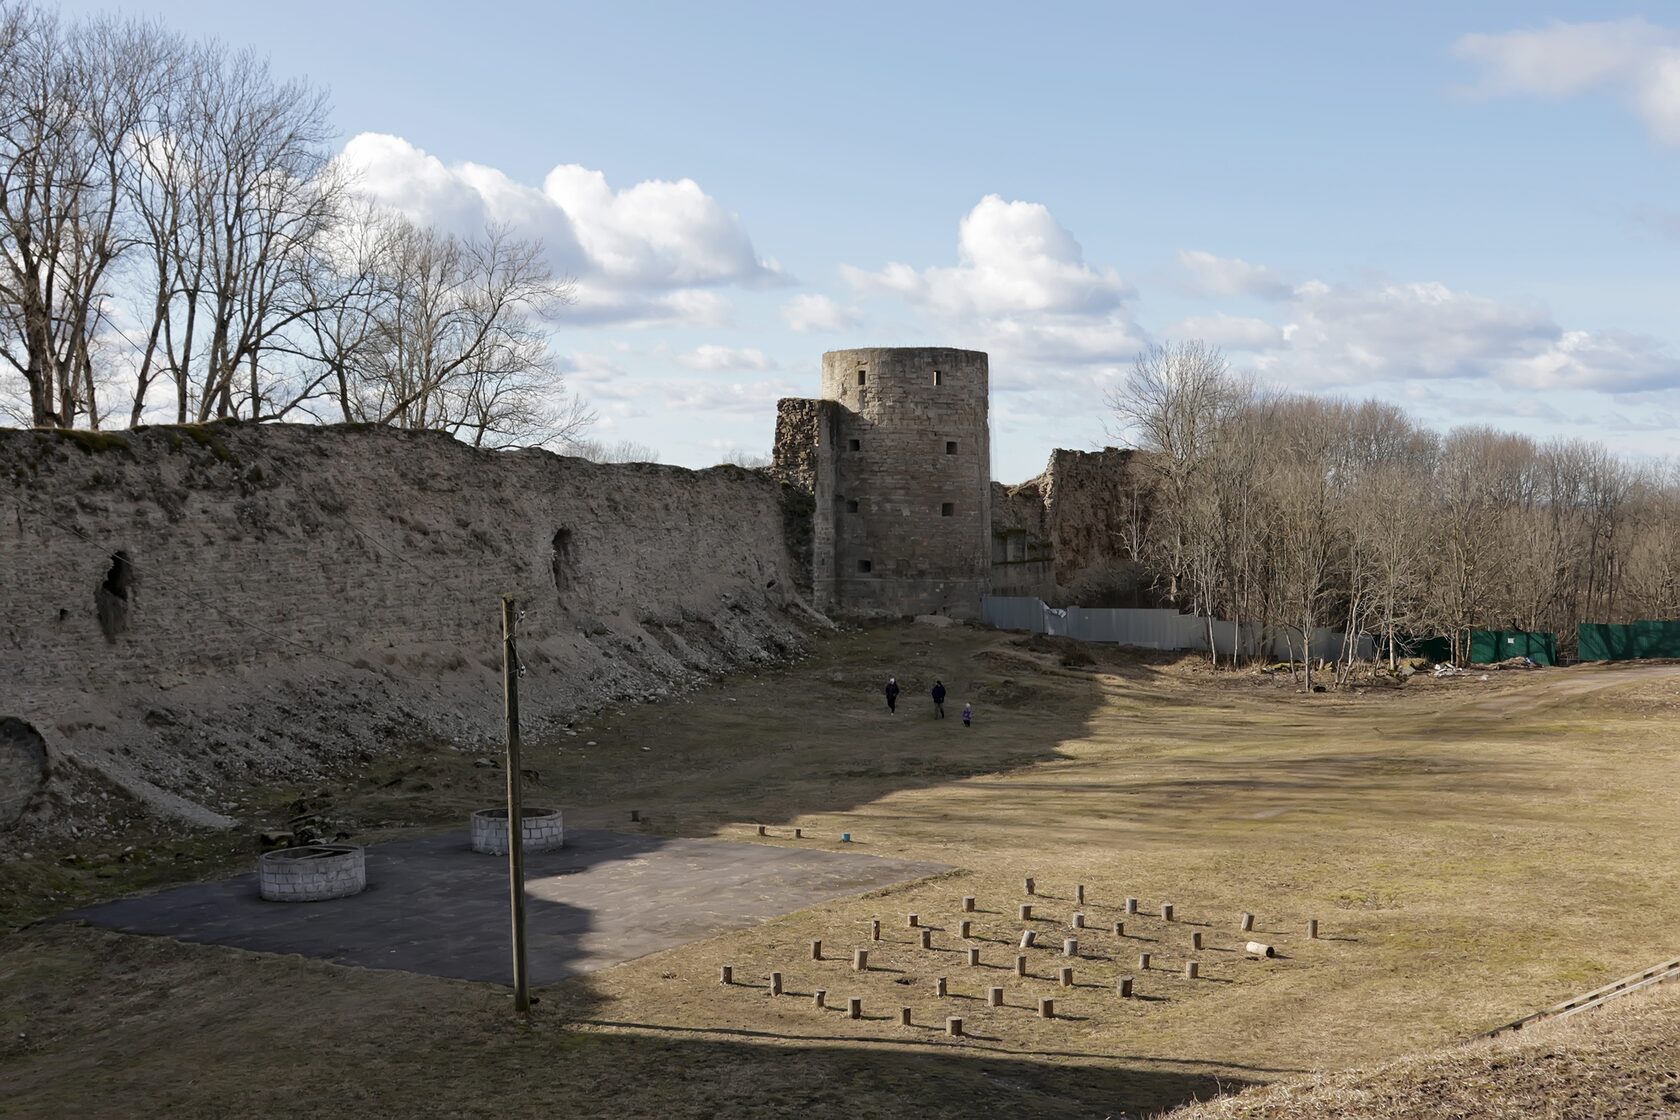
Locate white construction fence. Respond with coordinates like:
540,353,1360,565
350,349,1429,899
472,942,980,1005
981,596,1374,661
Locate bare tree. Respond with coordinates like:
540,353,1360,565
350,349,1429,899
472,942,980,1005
0,5,176,426
350,219,588,449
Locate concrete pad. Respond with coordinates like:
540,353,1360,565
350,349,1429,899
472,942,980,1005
60,830,947,987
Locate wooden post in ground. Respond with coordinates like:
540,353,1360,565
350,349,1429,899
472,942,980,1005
1191,931,1203,950
1039,997,1055,1019
871,919,881,941
720,965,733,985
1025,877,1035,895
1162,902,1175,921
1015,954,1027,977
1076,884,1085,905
967,947,981,967
1308,918,1319,939
812,939,822,960
848,997,861,1020
963,896,976,912
1185,961,1199,979
959,920,972,939
813,989,826,1008
988,986,1004,1007
900,1006,912,1026
853,949,868,971
935,976,947,996
771,971,783,995
947,1016,963,1037
1126,897,1138,914
501,595,529,1017
1241,911,1254,932
1138,952,1151,970
1118,976,1133,998
920,929,932,949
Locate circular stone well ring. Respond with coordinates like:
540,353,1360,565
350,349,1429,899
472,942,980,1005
258,844,366,902
470,807,565,854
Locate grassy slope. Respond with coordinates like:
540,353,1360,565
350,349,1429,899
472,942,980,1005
4,623,1680,1117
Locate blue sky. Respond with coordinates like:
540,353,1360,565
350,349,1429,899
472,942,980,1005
66,1,1680,478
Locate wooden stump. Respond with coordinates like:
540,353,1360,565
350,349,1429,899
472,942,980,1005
920,929,932,950
947,1016,964,1037
899,1006,912,1026
770,971,783,995
988,986,1004,1007
1191,931,1203,950
1240,911,1255,932
1063,938,1079,958
1126,897,1139,915
959,919,972,940
1059,966,1073,987
1308,918,1319,939
1015,954,1028,977
756,825,767,836
967,947,981,967
720,965,733,985
936,976,948,997
871,919,881,941
813,989,826,1008
1162,902,1175,921
1025,876,1036,895
853,949,869,971
908,913,919,928
1185,961,1200,979
1138,952,1151,970
1075,884,1085,905
811,939,823,960
963,896,976,913
1072,912,1085,930
1039,997,1055,1019
793,827,803,839
1118,976,1133,998
1114,920,1125,937
1019,903,1033,921
848,997,861,1020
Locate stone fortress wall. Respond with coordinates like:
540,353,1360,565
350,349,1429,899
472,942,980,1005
1,423,809,830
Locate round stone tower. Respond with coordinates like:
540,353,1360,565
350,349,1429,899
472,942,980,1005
814,347,991,617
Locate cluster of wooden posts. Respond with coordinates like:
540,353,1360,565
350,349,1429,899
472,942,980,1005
715,878,1322,1037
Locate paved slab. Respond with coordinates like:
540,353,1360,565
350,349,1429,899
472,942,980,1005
61,830,947,986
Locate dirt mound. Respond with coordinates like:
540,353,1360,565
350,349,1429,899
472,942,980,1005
1166,983,1680,1119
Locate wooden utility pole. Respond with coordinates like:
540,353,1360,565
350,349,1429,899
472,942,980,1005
502,595,529,1015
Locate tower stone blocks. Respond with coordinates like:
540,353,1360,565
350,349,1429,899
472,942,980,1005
776,347,991,618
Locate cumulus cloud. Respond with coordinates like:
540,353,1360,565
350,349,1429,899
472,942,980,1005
677,345,776,372
839,195,1144,383
781,293,859,333
1176,250,1294,300
1225,274,1680,394
1166,312,1286,351
1452,19,1680,143
335,133,784,325
842,194,1129,317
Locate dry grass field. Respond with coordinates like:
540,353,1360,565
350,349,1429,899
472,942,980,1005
5,622,1680,1118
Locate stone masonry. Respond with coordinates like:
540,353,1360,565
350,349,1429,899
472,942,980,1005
775,347,991,618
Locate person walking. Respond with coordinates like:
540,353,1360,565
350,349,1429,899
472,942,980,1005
961,702,972,727
931,680,947,718
884,677,900,714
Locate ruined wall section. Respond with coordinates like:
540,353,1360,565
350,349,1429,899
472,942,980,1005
819,348,990,618
991,447,1153,606
0,423,808,831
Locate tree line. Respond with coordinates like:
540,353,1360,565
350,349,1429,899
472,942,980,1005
1109,341,1680,684
0,1,591,449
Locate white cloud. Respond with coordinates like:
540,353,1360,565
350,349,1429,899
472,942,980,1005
335,133,783,324
1176,250,1293,300
781,293,858,333
839,195,1144,383
1453,19,1680,143
677,345,776,372
842,194,1129,317
1221,273,1680,394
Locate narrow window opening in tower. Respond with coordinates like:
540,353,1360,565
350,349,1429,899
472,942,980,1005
846,499,859,513
933,370,943,385
857,369,867,386
941,502,955,517
858,559,873,573
945,440,957,454
848,438,861,451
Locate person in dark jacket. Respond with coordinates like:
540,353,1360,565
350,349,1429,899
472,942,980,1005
931,680,947,718
884,677,900,713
